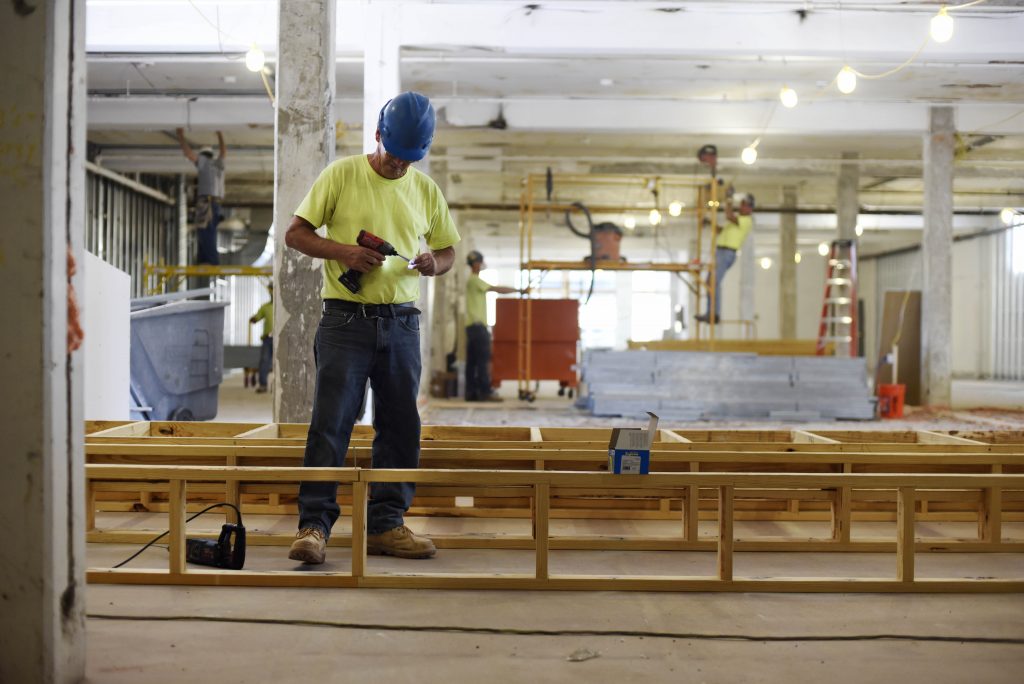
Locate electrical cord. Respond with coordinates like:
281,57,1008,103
112,503,244,569
83,614,1024,645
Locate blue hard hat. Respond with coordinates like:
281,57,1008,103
378,92,435,162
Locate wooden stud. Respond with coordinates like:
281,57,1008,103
897,487,915,582
718,486,734,581
85,481,96,531
979,487,1002,543
684,462,700,541
530,427,543,442
535,483,550,580
225,453,241,525
168,479,187,575
350,481,367,578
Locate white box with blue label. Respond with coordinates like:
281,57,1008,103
607,412,659,474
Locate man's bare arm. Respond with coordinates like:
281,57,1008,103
175,128,198,163
283,215,385,272
217,131,227,160
489,285,521,295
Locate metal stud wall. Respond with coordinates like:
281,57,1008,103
85,168,180,298
865,224,1024,382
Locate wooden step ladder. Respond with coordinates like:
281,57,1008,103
816,239,859,357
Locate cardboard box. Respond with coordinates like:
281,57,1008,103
608,412,659,474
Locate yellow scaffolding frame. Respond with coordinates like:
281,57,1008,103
144,263,272,295
516,172,720,401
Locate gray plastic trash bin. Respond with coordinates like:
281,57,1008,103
129,299,228,421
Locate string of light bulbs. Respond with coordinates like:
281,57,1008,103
748,0,991,168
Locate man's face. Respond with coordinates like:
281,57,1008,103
373,130,413,179
739,200,753,215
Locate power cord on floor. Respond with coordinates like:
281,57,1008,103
84,614,1024,645
112,503,244,568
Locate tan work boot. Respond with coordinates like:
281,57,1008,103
288,528,327,564
367,525,436,559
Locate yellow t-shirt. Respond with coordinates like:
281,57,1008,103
251,301,273,338
717,215,754,251
466,273,490,326
294,154,460,303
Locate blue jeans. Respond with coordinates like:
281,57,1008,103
707,247,737,317
298,307,422,537
465,324,492,400
257,336,272,388
195,195,221,266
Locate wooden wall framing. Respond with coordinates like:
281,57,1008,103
82,421,1024,592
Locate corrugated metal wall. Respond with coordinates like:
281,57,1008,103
993,226,1024,379
212,275,272,346
85,170,180,298
865,225,1023,381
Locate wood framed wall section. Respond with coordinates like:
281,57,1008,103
85,464,1024,592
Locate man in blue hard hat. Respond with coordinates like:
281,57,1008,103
283,92,460,564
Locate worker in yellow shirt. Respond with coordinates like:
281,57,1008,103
465,250,521,402
696,192,755,324
248,283,273,394
283,92,459,564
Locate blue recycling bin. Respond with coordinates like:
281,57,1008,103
129,299,228,421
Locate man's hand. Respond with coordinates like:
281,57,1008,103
408,251,438,276
338,244,386,273
175,127,185,136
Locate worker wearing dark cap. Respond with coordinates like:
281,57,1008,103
697,192,755,324
283,92,460,564
465,250,521,402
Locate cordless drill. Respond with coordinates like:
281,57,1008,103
338,229,410,294
185,523,246,570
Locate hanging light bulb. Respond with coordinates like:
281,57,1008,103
855,224,864,237
245,43,266,72
759,257,772,270
930,6,954,43
623,215,636,230
1000,208,1017,225
740,137,760,166
836,66,857,94
779,86,798,109
668,200,684,217
648,209,662,226
818,241,830,257
794,252,802,264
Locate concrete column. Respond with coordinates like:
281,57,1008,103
739,230,755,332
921,106,955,407
779,186,798,339
837,151,860,241
0,1,87,681
363,1,401,154
273,0,336,422
615,271,632,347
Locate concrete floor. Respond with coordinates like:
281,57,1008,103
93,371,1022,682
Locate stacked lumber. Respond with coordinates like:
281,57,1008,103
579,349,875,420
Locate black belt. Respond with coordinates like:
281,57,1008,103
717,246,737,252
322,299,420,318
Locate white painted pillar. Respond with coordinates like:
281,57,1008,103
363,2,401,154
273,0,336,422
921,106,955,407
837,151,860,241
739,228,756,331
0,1,87,681
615,271,632,347
779,186,798,339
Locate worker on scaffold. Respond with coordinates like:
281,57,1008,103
696,192,755,324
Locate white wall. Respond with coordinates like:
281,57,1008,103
83,252,131,419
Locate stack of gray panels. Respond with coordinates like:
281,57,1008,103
578,349,875,421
